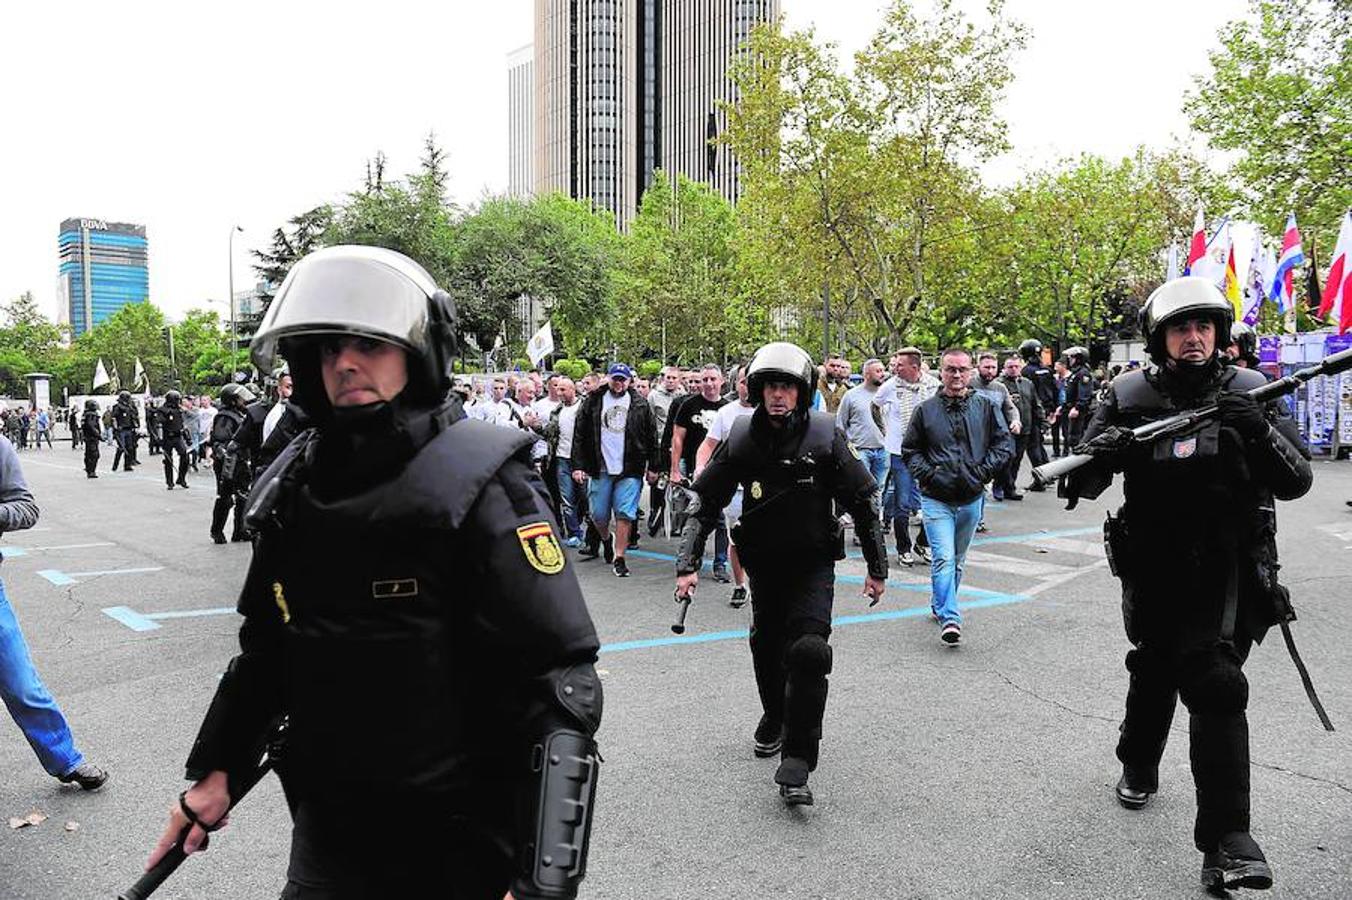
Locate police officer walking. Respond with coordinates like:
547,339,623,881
1064,277,1312,893
1060,346,1094,450
1018,339,1057,488
80,401,102,478
674,342,886,806
144,246,602,899
209,385,253,543
110,390,140,472
159,391,192,490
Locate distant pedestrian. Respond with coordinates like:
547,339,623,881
34,409,53,449
874,348,940,566
901,348,1014,645
80,401,102,477
0,433,109,790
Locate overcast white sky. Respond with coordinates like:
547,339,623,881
0,0,1246,325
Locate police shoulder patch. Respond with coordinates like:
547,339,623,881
517,522,565,574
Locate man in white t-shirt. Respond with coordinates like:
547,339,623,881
694,365,755,607
548,377,586,546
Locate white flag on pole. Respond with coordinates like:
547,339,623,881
1165,243,1180,281
92,358,110,390
526,322,555,367
133,357,148,394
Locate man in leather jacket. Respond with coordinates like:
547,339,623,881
1064,276,1312,893
144,246,602,900
674,341,886,807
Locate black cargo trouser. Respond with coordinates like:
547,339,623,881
1116,577,1256,852
745,561,835,771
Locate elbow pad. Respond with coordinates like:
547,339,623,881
514,664,603,900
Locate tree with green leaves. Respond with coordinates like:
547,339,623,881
723,0,1027,353
251,206,333,313
69,302,170,394
1186,0,1352,247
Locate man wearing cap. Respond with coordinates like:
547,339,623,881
145,246,602,899
571,363,659,577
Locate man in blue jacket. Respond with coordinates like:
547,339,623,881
901,348,1014,645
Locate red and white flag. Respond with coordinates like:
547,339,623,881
1184,204,1207,276
1319,210,1352,334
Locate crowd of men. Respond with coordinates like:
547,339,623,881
0,248,1332,896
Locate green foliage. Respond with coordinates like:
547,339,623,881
251,206,332,312
636,359,663,379
553,358,591,380
1186,0,1352,247
191,346,252,387
69,302,170,394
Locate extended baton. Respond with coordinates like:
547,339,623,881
672,588,694,635
118,720,285,900
1031,347,1352,486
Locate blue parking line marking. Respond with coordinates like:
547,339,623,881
66,566,164,578
147,607,236,620
3,547,28,557
102,606,161,631
38,569,75,586
841,526,1100,560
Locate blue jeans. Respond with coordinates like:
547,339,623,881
0,579,83,776
886,454,921,520
919,494,983,627
861,447,888,515
554,459,586,541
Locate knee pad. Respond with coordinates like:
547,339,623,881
1179,657,1248,714
786,634,833,678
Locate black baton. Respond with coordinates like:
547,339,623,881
672,588,693,635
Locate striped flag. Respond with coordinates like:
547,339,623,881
1319,210,1352,334
1184,204,1207,275
1270,213,1305,314
1224,242,1243,319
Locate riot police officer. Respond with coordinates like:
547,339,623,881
1060,346,1094,449
110,390,140,472
1227,322,1265,372
1019,339,1057,486
1064,276,1312,892
144,246,601,900
159,391,192,490
209,384,253,543
226,366,307,491
674,342,887,806
80,400,102,478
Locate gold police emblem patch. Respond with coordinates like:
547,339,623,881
517,522,565,574
750,481,763,500
272,582,291,623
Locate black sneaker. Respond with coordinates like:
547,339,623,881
628,534,640,550
177,480,190,489
1115,767,1155,810
57,763,109,791
211,531,227,545
915,545,930,563
940,623,962,645
602,538,615,564
774,757,812,805
975,522,989,534
711,566,731,584
899,551,915,567
729,585,748,608
1200,832,1273,892
613,557,629,577
578,541,601,560
753,715,783,757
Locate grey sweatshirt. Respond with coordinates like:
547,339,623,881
0,435,40,536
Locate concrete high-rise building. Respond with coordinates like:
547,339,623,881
527,0,777,229
57,218,149,337
507,44,536,198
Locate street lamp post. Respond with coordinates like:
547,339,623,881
228,225,243,366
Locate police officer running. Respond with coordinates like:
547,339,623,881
159,391,192,490
144,246,601,899
674,342,886,806
1064,277,1312,893
209,384,253,543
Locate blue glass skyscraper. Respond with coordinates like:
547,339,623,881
57,218,149,336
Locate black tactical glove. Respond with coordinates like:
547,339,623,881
1216,390,1268,439
1074,425,1134,457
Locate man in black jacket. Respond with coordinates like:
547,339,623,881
80,401,103,477
570,364,658,577
998,355,1042,500
145,245,602,900
901,348,1014,646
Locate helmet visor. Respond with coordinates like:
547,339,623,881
251,253,432,370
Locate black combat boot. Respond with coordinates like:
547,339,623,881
753,714,783,758
1115,764,1157,810
1200,831,1272,893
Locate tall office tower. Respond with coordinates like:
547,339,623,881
661,0,778,203
57,218,149,337
508,43,536,198
530,0,776,229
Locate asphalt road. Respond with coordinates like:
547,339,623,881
1,432,1349,899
